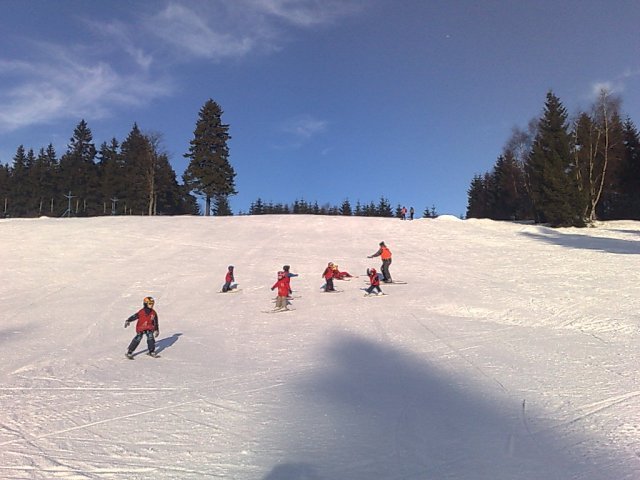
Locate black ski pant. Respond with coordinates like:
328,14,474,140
324,278,335,291
381,258,392,282
366,285,382,295
127,330,155,354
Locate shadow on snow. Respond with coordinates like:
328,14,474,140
260,332,635,480
521,231,640,255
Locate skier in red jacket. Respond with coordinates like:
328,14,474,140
364,268,383,296
124,297,160,358
271,271,291,310
221,265,235,292
322,262,336,292
282,264,298,296
332,263,353,280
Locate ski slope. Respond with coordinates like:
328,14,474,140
1,214,639,479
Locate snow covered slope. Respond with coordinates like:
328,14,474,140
1,215,639,479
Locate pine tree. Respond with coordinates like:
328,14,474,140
183,99,237,216
213,195,233,216
33,146,58,215
339,198,352,216
0,163,9,217
491,150,528,220
525,91,583,226
376,196,393,217
97,139,124,214
618,119,640,218
9,145,29,217
59,120,98,216
120,124,154,215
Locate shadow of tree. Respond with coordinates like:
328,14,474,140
260,333,635,480
521,230,640,254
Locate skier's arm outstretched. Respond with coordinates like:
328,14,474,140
124,312,138,328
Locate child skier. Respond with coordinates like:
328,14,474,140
124,297,160,358
282,264,298,296
332,263,353,280
221,265,235,292
271,271,291,310
364,268,383,296
322,262,336,292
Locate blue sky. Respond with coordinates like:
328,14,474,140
1,0,638,216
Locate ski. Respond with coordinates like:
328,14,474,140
262,308,296,314
219,288,242,294
364,293,388,297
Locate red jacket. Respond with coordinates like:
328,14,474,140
272,278,289,296
128,307,159,333
322,267,334,280
225,271,234,283
369,271,380,286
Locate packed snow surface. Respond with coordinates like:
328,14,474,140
1,215,639,479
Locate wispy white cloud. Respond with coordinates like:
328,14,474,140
281,114,327,139
588,67,640,101
248,0,364,27
145,3,256,60
144,0,363,61
0,0,361,132
0,45,172,133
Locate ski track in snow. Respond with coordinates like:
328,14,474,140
0,216,639,479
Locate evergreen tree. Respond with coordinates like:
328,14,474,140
9,145,29,217
491,150,528,220
339,198,352,216
617,119,640,218
97,139,124,214
250,198,265,215
120,124,154,215
377,196,393,217
59,120,98,216
525,91,583,226
33,146,58,215
183,99,237,216
0,163,9,217
214,195,233,216
467,174,491,218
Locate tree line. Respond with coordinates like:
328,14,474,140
0,99,237,218
246,197,436,218
467,89,640,227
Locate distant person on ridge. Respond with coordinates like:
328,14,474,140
368,241,392,283
221,265,236,292
124,297,160,359
410,206,414,220
401,206,407,220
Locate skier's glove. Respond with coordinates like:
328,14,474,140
124,320,129,328
154,330,159,338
